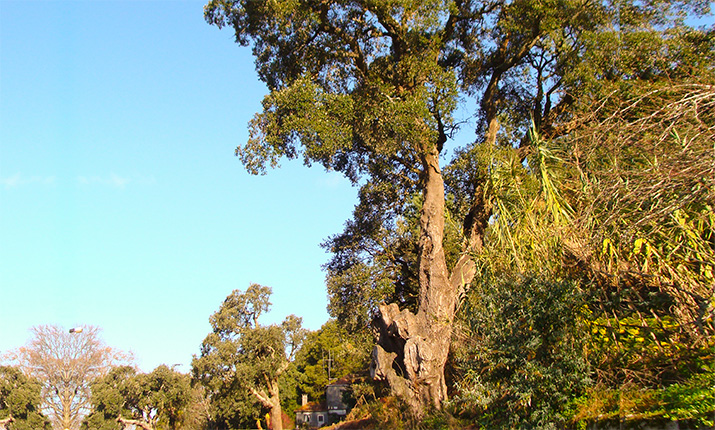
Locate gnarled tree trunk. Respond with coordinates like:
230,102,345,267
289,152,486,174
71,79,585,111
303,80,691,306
370,145,488,417
250,379,283,430
269,398,282,430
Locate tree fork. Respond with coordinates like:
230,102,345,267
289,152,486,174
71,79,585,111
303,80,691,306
117,416,154,430
371,146,465,416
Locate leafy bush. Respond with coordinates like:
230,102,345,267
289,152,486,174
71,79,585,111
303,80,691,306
568,369,715,429
451,275,591,429
660,371,715,427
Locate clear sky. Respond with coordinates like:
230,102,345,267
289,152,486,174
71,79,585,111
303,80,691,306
0,0,359,372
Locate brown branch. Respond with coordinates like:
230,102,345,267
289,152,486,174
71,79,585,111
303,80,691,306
276,359,291,377
249,386,273,409
0,416,14,430
117,415,153,430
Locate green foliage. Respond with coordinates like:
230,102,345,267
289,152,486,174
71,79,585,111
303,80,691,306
452,275,591,429
451,123,574,276
206,0,469,344
449,15,714,421
294,320,371,404
322,181,420,331
83,365,191,430
209,0,462,184
0,366,50,430
660,371,715,426
564,14,714,96
453,80,714,425
83,366,135,430
132,365,192,429
568,370,715,428
192,284,305,429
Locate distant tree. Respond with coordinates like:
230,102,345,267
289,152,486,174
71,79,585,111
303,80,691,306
294,320,371,404
0,366,50,430
6,325,131,430
121,365,191,430
81,366,134,430
192,284,305,430
87,365,190,430
84,364,191,430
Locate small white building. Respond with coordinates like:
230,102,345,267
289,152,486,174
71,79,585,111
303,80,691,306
296,379,352,428
295,394,328,428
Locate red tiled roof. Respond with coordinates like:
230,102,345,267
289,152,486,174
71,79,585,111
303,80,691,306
296,401,327,412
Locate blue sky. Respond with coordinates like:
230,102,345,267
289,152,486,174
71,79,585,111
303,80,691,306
0,0,358,372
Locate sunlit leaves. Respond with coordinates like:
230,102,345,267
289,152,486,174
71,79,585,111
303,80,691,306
0,367,50,430
85,365,191,430
240,77,355,177
192,285,305,428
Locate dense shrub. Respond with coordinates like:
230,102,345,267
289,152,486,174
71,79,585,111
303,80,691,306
451,275,591,429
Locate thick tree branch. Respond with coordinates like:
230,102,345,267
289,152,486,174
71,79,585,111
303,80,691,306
117,415,153,430
365,1,404,58
249,386,273,409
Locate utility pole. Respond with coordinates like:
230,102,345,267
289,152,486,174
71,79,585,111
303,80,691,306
323,350,334,381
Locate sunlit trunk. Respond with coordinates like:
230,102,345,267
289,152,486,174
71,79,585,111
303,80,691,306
62,389,72,430
414,146,453,409
269,401,283,430
267,380,283,430
372,144,468,416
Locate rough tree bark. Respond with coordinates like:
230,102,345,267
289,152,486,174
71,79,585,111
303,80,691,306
250,378,283,430
117,415,153,430
370,141,490,417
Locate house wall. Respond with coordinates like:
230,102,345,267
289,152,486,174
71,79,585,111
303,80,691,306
326,384,349,413
296,411,327,428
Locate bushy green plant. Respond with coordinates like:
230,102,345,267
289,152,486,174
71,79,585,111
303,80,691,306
567,368,714,428
452,275,591,429
660,371,715,427
0,366,50,430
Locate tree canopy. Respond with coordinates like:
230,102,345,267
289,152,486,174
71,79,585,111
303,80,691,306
294,319,371,403
0,366,50,430
83,365,191,430
192,284,305,430
204,0,712,421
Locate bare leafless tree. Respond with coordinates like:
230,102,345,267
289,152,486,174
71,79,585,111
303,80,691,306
5,325,132,430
